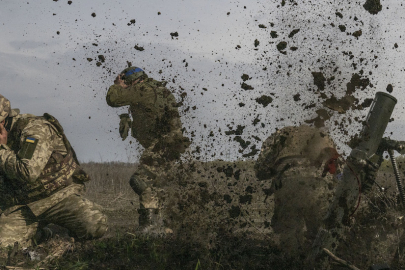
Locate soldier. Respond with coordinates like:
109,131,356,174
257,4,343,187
106,66,191,233
0,95,108,248
255,125,340,257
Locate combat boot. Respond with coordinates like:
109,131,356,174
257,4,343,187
137,208,172,235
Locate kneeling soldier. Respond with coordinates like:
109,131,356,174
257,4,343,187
0,94,108,248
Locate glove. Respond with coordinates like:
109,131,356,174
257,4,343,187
119,113,132,141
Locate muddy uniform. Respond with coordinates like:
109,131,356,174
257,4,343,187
107,78,190,210
255,125,339,256
0,113,107,248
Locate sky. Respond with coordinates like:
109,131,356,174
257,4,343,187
1,0,405,162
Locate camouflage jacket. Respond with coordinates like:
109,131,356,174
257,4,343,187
106,78,186,149
255,125,339,182
0,113,88,208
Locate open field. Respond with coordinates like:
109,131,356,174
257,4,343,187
2,161,405,269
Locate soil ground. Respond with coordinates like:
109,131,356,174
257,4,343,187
1,161,405,269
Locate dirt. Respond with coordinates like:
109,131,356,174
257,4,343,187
170,32,179,39
134,45,144,51
255,95,273,107
387,84,393,93
288,29,300,38
225,124,245,135
276,41,287,53
312,72,326,91
241,82,254,90
98,55,105,63
241,73,250,81
304,108,331,128
363,0,383,14
352,29,362,38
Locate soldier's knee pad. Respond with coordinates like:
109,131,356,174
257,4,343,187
129,174,148,195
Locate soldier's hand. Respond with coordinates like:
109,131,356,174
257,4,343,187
348,156,379,192
0,123,7,145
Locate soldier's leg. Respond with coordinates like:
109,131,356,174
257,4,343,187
0,206,39,248
130,171,168,234
38,194,108,240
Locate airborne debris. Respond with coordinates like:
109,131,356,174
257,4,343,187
288,29,300,38
242,146,259,158
363,0,382,14
304,109,331,128
387,84,393,93
276,41,287,53
270,31,278,38
352,30,362,38
68,1,72,4
258,24,267,28
170,32,179,39
241,82,254,90
241,74,250,81
254,39,260,47
134,45,144,51
361,98,373,108
91,12,96,17
234,136,250,149
86,58,93,62
127,19,136,26
312,72,326,91
98,55,105,62
335,11,343,18
225,125,245,135
338,25,346,32
255,95,273,107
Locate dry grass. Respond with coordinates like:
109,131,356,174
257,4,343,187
82,161,137,197
3,161,405,269
81,162,140,231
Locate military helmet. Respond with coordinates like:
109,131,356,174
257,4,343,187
120,66,148,85
0,94,18,122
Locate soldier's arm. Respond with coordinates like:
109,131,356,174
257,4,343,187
0,121,55,183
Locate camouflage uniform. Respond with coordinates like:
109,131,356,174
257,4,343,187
0,96,107,248
255,125,339,256
107,68,190,231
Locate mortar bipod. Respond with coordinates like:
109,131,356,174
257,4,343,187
377,138,405,205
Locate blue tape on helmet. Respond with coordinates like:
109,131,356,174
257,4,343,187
125,67,143,76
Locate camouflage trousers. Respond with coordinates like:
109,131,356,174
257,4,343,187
129,164,162,209
0,193,108,248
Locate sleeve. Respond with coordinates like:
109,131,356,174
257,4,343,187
254,130,284,180
0,121,55,183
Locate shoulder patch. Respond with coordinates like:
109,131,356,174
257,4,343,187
18,137,39,159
